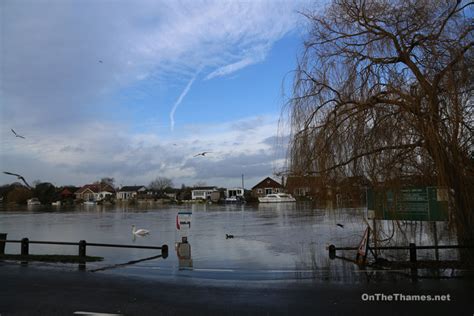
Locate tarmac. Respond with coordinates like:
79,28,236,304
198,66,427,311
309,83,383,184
1,262,474,315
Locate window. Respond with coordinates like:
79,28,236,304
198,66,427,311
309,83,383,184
257,189,262,194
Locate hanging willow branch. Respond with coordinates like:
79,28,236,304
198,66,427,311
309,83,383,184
284,0,474,244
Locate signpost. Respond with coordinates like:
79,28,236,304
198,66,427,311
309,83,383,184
367,187,449,221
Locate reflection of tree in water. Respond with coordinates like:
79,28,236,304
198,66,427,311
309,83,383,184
288,206,460,281
371,220,457,262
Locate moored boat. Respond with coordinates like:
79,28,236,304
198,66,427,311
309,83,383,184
258,193,296,203
224,196,246,204
27,198,41,205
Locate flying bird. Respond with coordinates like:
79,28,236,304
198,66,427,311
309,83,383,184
336,223,344,228
226,234,234,239
98,60,103,63
3,171,32,188
193,151,212,157
11,129,25,139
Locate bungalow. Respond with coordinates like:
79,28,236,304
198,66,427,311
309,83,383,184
191,186,218,200
75,183,115,202
226,187,244,198
251,177,283,198
116,186,147,200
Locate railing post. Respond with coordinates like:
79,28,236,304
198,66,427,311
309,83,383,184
21,238,29,265
161,244,168,259
78,240,87,271
21,238,29,256
79,240,87,257
409,243,418,282
409,243,417,262
328,244,336,259
0,233,7,255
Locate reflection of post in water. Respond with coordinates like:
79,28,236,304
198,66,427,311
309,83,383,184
176,236,193,270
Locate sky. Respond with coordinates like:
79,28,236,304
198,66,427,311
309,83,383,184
0,0,319,189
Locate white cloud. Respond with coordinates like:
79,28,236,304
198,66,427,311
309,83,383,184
169,71,199,131
1,1,307,126
0,0,307,187
0,115,287,187
205,57,257,80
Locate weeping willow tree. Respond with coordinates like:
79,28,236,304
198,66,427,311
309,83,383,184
287,0,473,245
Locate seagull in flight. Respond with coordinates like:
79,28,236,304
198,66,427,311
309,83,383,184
11,129,25,139
3,171,32,188
193,151,212,157
98,60,103,63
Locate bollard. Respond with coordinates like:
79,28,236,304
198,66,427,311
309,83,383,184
409,243,417,262
78,240,87,271
21,238,29,256
328,244,336,260
79,240,87,257
0,233,7,255
162,244,169,259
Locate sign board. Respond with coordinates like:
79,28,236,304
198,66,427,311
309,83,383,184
176,211,192,230
367,187,449,221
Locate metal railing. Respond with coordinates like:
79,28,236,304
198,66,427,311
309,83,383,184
0,237,168,260
327,243,473,262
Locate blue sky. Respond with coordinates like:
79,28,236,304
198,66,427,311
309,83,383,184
0,0,319,188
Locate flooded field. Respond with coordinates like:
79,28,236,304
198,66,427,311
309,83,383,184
0,203,460,283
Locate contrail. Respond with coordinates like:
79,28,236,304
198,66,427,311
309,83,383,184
170,72,199,131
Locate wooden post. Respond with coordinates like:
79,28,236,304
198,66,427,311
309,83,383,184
433,222,439,261
78,240,87,271
372,218,378,258
79,240,87,257
409,243,417,262
328,244,336,259
409,243,418,282
21,238,29,256
0,233,7,255
162,244,168,259
21,238,29,265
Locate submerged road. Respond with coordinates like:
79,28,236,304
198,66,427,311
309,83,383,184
1,263,474,315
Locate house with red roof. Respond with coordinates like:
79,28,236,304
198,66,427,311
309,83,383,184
251,177,284,198
75,183,115,202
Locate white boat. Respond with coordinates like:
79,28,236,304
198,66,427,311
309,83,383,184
83,201,97,205
258,193,296,203
27,198,41,205
224,196,245,203
52,201,61,206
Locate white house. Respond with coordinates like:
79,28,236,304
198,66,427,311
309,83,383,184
116,186,147,200
96,191,114,201
226,188,244,198
191,186,218,200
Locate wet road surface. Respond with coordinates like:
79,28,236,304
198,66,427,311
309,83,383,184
1,263,474,315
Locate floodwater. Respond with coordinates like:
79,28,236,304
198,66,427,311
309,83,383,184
0,203,461,283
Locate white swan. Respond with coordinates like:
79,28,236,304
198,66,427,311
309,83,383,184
132,224,150,236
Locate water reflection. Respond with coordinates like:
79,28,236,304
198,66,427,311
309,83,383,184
176,236,193,270
0,203,464,282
